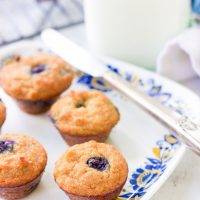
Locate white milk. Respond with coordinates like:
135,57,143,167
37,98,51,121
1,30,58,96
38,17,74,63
84,0,191,69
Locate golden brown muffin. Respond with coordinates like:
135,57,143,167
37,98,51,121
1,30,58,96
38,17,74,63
54,140,128,200
0,100,6,128
50,90,120,145
0,134,47,199
0,52,74,114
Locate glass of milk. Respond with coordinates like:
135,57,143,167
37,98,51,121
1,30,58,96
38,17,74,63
84,0,191,70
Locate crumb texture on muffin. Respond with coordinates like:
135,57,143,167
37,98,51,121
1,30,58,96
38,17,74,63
54,140,128,196
0,101,6,126
0,52,73,100
50,90,120,136
0,134,47,187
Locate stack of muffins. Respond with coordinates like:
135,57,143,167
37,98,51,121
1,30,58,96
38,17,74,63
0,51,128,200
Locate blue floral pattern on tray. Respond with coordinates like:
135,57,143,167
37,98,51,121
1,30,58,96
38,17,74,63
118,134,180,200
77,65,186,116
2,52,185,200
76,65,184,200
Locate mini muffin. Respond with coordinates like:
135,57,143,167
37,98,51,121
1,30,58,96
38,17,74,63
50,90,120,146
0,99,6,129
0,134,47,199
0,52,74,114
54,140,128,200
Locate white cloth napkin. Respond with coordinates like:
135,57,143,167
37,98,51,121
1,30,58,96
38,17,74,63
157,27,200,82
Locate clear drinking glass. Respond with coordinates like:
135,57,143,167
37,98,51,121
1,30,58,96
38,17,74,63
84,0,191,70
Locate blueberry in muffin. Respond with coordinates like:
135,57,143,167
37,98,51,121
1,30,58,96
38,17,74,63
0,52,74,114
54,140,128,200
0,134,47,199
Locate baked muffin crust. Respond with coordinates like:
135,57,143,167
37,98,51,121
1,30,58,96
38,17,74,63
50,90,120,136
0,52,73,101
0,134,47,187
54,140,128,196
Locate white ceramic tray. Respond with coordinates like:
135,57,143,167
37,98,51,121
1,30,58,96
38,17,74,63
0,41,200,200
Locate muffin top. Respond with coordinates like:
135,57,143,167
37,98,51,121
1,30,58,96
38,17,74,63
0,134,47,187
0,52,74,101
0,100,6,127
50,90,120,136
54,140,128,196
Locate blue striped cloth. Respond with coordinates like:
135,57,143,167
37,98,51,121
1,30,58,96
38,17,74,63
192,0,200,14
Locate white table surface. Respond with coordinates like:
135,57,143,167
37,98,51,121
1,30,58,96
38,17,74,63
56,24,200,200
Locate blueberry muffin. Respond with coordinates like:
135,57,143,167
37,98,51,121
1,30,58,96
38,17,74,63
0,134,47,199
54,140,128,200
0,52,74,114
0,100,6,129
50,90,120,146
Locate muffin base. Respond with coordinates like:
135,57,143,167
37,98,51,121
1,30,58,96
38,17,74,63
59,131,110,146
65,180,126,200
16,97,58,114
0,173,43,200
